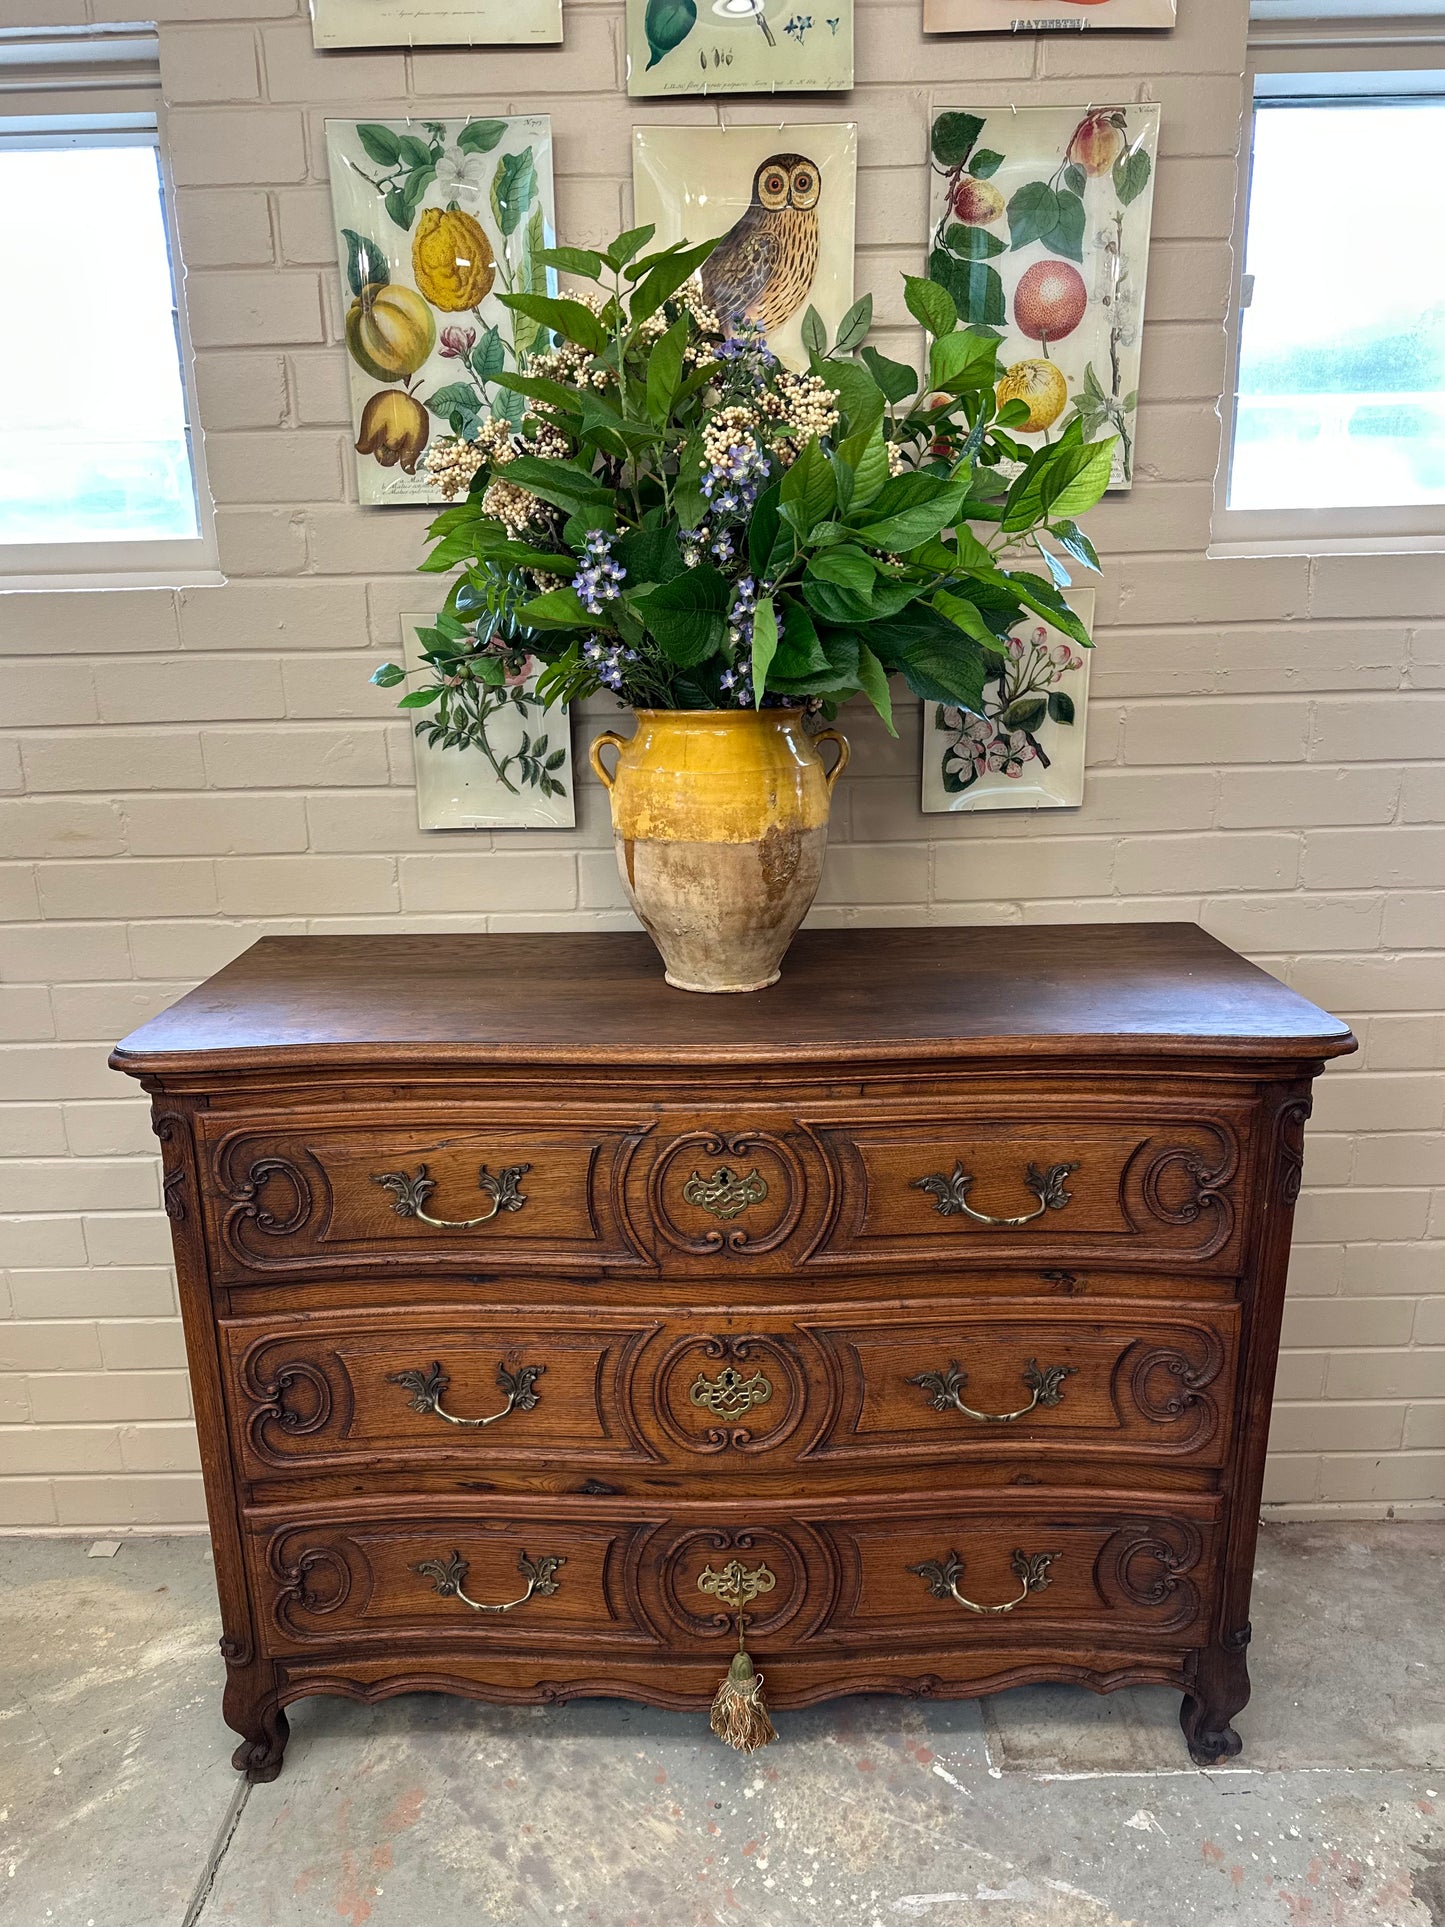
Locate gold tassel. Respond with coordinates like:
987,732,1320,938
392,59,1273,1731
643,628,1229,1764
709,1616,776,1754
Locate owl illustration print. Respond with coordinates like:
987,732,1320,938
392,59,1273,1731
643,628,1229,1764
700,153,822,335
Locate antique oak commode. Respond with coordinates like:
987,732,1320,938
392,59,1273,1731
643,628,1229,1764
111,924,1354,1780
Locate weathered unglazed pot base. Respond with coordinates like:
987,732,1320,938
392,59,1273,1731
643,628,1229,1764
617,826,828,995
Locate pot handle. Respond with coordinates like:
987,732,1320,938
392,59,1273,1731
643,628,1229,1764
813,728,851,795
589,731,627,791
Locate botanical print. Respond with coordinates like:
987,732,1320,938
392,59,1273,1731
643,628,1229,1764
925,0,1173,30
632,125,857,371
311,0,561,49
326,117,556,507
398,615,575,830
922,591,1094,813
928,105,1159,487
628,0,853,97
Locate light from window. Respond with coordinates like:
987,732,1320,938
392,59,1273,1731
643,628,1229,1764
0,133,199,547
1230,97,1445,513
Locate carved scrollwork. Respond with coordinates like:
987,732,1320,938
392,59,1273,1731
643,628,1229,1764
1275,1097,1313,1208
269,1544,352,1637
1126,1329,1226,1433
153,1113,187,1223
1093,1517,1205,1633
218,1633,252,1667
246,1361,332,1453
1138,1132,1239,1254
649,1130,806,1257
225,1155,314,1237
655,1525,820,1642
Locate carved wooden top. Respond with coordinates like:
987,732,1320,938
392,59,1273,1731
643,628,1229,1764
110,924,1354,1076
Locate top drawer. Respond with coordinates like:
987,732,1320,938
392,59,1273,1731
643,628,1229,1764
197,1110,652,1283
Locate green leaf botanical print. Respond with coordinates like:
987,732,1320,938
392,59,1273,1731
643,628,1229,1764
342,229,389,297
644,0,697,68
457,119,508,155
1113,146,1152,207
356,123,403,167
931,111,984,171
492,147,538,239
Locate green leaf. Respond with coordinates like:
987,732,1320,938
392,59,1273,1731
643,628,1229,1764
537,244,607,281
342,229,388,298
751,595,779,705
370,662,406,687
397,687,443,708
616,508,684,589
772,600,829,679
491,147,538,238
470,326,507,384
860,346,918,405
863,603,987,710
748,480,792,578
1048,689,1076,725
1050,518,1102,573
644,0,696,67
499,292,608,354
1114,145,1152,207
629,236,718,324
1001,430,1115,533
807,546,877,595
518,586,593,629
943,222,1008,261
1063,162,1087,197
929,328,999,394
933,588,995,645
645,313,689,425
1001,694,1047,732
604,224,655,271
769,626,860,697
503,454,616,525
425,380,483,426
779,437,837,536
904,273,957,339
932,111,985,171
801,305,828,361
855,639,896,735
1048,189,1085,264
837,426,891,511
355,123,403,167
633,565,729,667
824,357,886,441
853,473,970,554
1007,181,1060,252
457,118,508,155
384,171,431,232
397,133,432,169
833,294,873,355
970,149,1004,180
929,248,1005,327
996,398,1033,430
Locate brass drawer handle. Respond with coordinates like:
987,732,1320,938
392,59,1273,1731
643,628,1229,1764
387,1359,543,1428
908,1356,1075,1425
909,1548,1057,1616
413,1548,564,1615
913,1159,1078,1227
372,1160,530,1229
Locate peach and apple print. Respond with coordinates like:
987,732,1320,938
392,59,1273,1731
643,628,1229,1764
929,104,1160,488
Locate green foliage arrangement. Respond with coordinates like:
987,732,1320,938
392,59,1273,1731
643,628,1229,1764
372,222,1115,749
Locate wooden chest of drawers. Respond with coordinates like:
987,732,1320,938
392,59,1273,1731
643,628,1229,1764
111,924,1354,1781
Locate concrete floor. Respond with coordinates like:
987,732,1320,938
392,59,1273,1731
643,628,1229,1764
1,1525,1441,1927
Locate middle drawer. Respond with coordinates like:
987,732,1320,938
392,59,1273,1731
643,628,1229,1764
221,1298,1239,1485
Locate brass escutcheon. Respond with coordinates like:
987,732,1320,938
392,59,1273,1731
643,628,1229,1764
690,1363,773,1421
682,1166,769,1221
697,1559,777,1613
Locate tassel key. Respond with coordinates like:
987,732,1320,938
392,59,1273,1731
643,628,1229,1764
697,1559,779,1754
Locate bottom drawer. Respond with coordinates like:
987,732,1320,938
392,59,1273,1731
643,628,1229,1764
246,1494,1221,1657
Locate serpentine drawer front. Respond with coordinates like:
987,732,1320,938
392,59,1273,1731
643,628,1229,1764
111,925,1354,1780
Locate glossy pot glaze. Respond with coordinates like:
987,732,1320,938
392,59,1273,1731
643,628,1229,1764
590,709,849,993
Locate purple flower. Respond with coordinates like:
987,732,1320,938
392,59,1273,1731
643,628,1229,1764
439,325,477,359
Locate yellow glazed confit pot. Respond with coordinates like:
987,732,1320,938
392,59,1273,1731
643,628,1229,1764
590,710,849,994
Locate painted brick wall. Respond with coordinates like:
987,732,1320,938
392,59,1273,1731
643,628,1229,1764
1,0,1441,1529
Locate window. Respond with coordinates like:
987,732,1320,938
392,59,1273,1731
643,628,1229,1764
1215,14,1445,554
0,30,217,589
